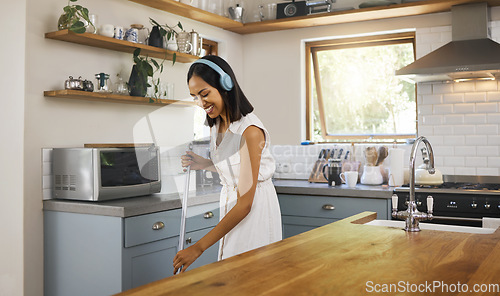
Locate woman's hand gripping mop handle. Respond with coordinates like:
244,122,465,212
177,142,193,274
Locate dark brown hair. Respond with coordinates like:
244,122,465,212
187,55,253,127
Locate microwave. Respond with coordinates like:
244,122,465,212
52,146,161,201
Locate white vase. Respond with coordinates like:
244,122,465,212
360,165,383,185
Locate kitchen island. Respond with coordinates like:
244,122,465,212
115,211,500,296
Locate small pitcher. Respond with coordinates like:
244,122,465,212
190,29,203,56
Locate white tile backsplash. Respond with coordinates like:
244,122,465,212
433,104,453,114
443,93,464,104
487,91,500,101
476,103,498,113
475,80,498,92
464,92,487,103
416,21,500,176
452,124,474,135
477,146,499,156
444,114,464,125
464,114,487,124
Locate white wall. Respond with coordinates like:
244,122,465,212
0,1,26,295
20,0,243,295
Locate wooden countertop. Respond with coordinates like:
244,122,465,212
116,212,500,295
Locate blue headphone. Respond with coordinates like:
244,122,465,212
193,59,234,91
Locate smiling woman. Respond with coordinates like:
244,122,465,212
173,56,282,274
306,31,417,142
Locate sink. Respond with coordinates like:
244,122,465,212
364,220,497,234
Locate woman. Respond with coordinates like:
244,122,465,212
173,56,282,274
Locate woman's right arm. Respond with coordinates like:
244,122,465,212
181,151,216,172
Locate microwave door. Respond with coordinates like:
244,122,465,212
97,148,161,200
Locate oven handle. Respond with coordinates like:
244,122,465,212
432,215,483,222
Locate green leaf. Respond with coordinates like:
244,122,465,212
172,53,176,65
70,21,86,33
133,48,141,57
146,64,154,76
69,0,78,2
151,59,160,69
149,98,154,103
178,22,183,30
70,27,86,34
75,5,82,10
167,31,172,41
150,18,161,27
159,28,167,37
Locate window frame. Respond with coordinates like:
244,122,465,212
305,31,417,142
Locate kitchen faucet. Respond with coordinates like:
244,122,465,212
392,136,435,232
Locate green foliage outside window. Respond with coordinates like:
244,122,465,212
311,41,416,142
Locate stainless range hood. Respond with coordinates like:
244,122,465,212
396,2,500,83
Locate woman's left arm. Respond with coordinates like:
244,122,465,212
173,126,265,274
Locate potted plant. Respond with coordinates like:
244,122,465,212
129,48,173,102
127,19,183,101
57,0,95,33
149,18,183,54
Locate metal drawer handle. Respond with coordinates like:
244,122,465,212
152,221,165,230
204,211,214,219
322,204,335,210
186,237,192,244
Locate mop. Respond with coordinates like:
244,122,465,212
177,142,193,274
143,114,193,274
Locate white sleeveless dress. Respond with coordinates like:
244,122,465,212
209,112,282,260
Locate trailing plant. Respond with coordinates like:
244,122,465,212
130,48,169,102
127,18,183,101
58,0,94,33
149,18,184,64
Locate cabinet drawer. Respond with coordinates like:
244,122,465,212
186,202,219,233
278,194,388,220
124,209,181,248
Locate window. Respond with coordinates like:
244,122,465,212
202,38,218,56
306,32,417,142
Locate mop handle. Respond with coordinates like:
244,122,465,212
177,143,193,274
178,166,190,251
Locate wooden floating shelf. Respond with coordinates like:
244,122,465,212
45,30,199,63
127,0,243,30
130,0,500,34
44,89,196,107
230,0,500,34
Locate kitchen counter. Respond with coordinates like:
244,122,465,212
42,186,221,217
43,180,394,217
115,211,500,296
273,179,394,199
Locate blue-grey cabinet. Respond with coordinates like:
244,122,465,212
44,202,219,296
278,194,391,238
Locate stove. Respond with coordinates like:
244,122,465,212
393,175,500,227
